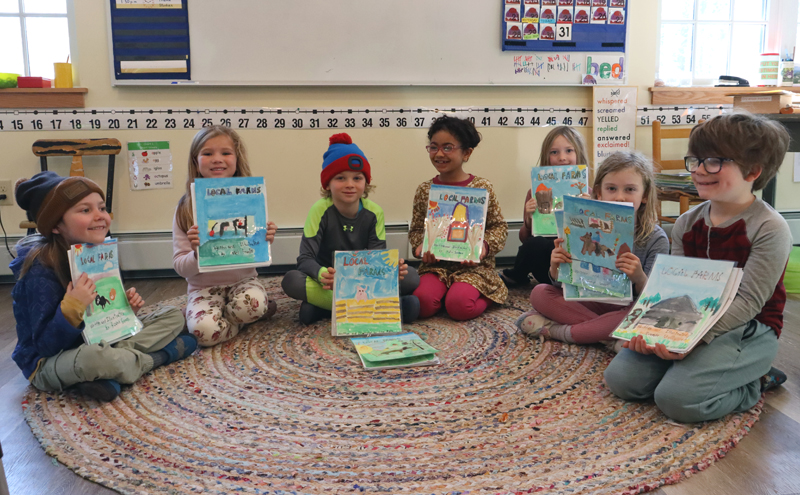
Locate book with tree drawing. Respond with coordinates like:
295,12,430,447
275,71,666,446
611,254,742,353
332,249,403,337
422,185,488,263
68,239,143,345
556,196,634,299
530,165,588,236
191,176,271,273
351,332,440,370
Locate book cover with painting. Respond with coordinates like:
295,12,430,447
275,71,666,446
68,239,143,345
191,177,271,273
332,249,403,337
611,255,742,353
554,210,631,303
422,185,488,263
351,332,440,370
530,165,588,236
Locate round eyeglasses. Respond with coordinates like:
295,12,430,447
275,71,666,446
684,156,733,174
426,144,461,154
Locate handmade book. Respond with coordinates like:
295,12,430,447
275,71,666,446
611,254,743,353
422,184,488,263
530,165,588,236
68,239,143,345
191,177,271,273
332,249,403,337
351,332,440,370
555,211,632,305
557,196,634,298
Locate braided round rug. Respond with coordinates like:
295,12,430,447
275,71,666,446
23,276,762,495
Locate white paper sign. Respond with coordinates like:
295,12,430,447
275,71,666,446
592,86,637,166
128,141,173,190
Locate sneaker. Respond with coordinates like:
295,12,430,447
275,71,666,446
400,295,420,324
299,301,331,325
760,367,787,393
73,379,121,402
160,334,198,366
515,310,553,337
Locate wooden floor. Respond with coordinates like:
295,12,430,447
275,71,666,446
1,277,799,495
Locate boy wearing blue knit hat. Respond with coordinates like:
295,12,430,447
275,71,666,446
282,133,420,325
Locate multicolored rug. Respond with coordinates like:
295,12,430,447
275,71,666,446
23,277,762,494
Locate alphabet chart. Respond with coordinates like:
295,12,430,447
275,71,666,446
0,104,731,132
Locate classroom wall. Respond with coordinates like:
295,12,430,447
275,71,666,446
0,0,661,237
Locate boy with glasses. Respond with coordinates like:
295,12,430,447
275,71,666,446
604,112,791,423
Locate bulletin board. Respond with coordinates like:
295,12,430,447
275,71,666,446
106,0,627,86
502,0,628,52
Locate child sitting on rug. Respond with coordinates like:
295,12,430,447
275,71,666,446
173,126,278,346
501,125,590,287
605,113,790,423
409,115,508,321
516,151,669,346
282,133,420,325
11,172,196,402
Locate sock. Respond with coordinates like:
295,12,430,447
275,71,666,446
546,324,574,343
73,379,121,402
149,350,169,369
299,301,331,325
156,334,198,367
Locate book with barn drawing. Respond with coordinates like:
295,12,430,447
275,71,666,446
68,239,143,345
611,254,742,353
191,177,271,273
332,249,403,337
530,165,588,236
422,185,488,263
351,332,440,370
557,196,634,298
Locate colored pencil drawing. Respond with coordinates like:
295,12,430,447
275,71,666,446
530,165,588,236
422,185,488,262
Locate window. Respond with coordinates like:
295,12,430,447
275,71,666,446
658,0,768,86
0,0,70,80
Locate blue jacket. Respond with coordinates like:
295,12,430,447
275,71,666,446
11,243,84,379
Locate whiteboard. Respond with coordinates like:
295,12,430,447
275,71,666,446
108,0,626,86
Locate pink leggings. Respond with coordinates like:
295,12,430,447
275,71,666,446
529,283,632,344
414,273,492,321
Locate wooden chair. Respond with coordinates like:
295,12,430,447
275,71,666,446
652,120,704,224
21,138,121,233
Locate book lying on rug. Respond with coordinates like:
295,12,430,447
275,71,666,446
611,254,743,353
556,197,634,300
68,239,143,345
422,184,488,263
351,332,440,370
332,249,403,337
191,176,271,273
555,210,632,305
530,165,588,237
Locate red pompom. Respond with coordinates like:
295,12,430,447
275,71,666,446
329,133,352,145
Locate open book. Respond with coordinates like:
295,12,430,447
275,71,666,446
530,165,588,236
611,254,743,353
422,184,488,263
351,332,440,370
68,239,143,345
191,176,271,273
332,249,403,337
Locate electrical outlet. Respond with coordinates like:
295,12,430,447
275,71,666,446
0,179,12,206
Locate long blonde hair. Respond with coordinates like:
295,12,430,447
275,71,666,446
537,126,589,167
175,126,252,232
591,151,658,247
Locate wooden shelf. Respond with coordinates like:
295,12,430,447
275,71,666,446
0,88,87,108
650,86,800,105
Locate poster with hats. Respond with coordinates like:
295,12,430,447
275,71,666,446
422,185,488,263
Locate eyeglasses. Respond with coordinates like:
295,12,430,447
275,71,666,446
684,156,733,174
426,144,461,154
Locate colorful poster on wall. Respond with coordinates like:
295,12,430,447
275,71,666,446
592,86,637,166
128,141,173,190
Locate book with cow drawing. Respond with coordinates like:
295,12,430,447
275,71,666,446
351,332,440,370
611,255,742,353
68,239,143,345
530,165,588,237
422,185,488,263
557,196,634,298
332,249,403,337
191,177,271,273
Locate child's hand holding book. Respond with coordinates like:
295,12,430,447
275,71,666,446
187,224,200,253
67,272,97,308
549,238,572,279
126,287,144,314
